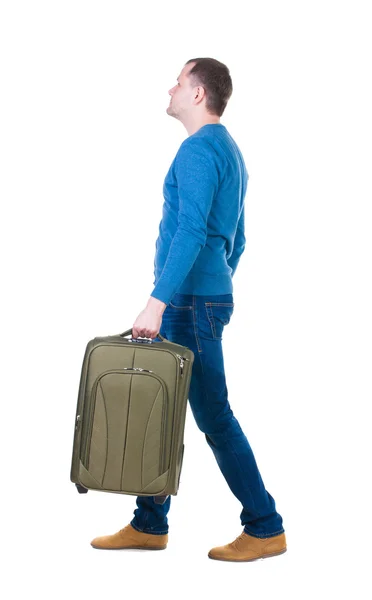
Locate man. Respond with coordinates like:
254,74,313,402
90,58,287,562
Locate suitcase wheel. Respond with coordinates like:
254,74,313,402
75,483,88,494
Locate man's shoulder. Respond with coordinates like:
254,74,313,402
178,134,213,153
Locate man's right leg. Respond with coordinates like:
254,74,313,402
129,294,199,535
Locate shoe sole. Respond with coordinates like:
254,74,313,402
208,547,287,562
91,544,167,550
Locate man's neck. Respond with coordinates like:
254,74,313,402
184,118,221,136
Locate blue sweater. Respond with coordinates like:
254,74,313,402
151,123,248,306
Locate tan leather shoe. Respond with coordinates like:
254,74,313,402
90,524,168,550
208,529,287,562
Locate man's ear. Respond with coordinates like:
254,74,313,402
194,86,205,101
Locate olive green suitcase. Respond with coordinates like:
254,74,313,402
70,329,194,504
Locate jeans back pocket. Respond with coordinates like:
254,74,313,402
204,301,234,340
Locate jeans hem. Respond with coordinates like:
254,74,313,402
130,520,168,536
243,526,285,539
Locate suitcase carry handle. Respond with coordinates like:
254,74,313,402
119,328,166,343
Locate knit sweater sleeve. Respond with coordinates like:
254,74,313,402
150,137,219,305
227,203,246,277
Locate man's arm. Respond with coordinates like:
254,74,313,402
227,204,246,278
150,138,219,305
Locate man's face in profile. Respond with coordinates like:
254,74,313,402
167,63,196,120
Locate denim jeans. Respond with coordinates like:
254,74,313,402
130,293,285,539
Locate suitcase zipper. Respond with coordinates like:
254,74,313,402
96,342,191,380
121,367,154,373
83,369,168,475
175,354,190,377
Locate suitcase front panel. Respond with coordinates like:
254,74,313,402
82,369,169,492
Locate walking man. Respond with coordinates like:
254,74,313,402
91,57,287,561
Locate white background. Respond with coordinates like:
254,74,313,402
1,1,371,598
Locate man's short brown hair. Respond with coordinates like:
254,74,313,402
185,57,233,117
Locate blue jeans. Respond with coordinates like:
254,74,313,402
130,293,285,539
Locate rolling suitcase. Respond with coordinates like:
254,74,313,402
70,328,194,504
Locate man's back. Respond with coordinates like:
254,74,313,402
151,123,248,306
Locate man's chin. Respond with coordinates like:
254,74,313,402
166,106,179,119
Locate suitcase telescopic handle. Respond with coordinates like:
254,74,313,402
119,328,166,343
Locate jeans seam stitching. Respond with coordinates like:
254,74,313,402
205,304,219,340
169,301,193,310
205,303,234,307
192,295,202,353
